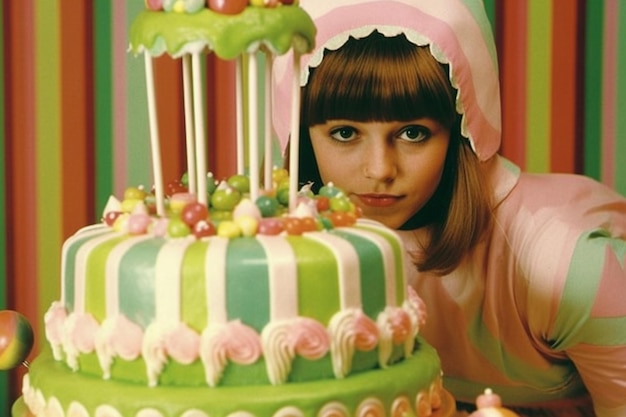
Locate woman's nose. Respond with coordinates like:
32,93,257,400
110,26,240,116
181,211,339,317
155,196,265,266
363,142,397,182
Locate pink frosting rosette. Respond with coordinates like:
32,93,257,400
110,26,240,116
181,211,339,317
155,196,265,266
288,317,330,359
201,320,262,386
44,302,68,360
63,312,100,371
328,309,380,378
164,323,201,365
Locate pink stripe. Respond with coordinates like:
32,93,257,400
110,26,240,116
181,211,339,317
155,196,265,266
601,0,618,188
113,1,127,196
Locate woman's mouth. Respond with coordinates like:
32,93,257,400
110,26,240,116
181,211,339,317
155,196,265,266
355,193,402,208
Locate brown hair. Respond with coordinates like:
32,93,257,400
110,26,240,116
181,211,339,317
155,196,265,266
296,31,492,273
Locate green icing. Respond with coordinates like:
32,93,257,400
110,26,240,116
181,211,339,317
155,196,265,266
181,240,209,332
287,236,340,325
129,6,316,59
84,235,129,321
21,339,441,417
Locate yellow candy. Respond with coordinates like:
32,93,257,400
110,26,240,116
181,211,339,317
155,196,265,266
121,198,143,213
235,215,259,237
112,213,130,232
217,221,242,238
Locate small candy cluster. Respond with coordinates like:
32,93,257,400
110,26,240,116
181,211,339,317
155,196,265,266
145,0,297,15
102,169,360,239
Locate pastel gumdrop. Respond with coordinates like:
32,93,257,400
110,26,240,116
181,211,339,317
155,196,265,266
217,220,242,238
0,310,34,370
235,215,259,237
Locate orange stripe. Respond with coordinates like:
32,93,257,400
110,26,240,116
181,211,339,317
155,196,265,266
154,55,185,184
499,2,527,169
5,0,38,400
550,0,581,173
208,56,238,181
60,1,94,236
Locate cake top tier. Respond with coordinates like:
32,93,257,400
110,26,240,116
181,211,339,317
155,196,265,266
129,4,316,59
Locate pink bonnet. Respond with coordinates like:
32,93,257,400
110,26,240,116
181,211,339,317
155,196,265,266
272,0,501,161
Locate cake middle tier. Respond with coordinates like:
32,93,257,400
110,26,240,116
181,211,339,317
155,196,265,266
45,218,424,388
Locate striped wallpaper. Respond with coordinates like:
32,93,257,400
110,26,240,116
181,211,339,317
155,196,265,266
1,0,625,411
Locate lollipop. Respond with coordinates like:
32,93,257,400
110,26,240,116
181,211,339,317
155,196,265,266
0,310,35,370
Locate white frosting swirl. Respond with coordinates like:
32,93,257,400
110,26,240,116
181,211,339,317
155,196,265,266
317,402,350,417
63,312,100,371
328,309,379,378
200,320,262,386
356,398,385,417
67,401,90,417
142,323,170,387
94,405,124,417
44,302,68,360
273,406,305,417
95,315,144,379
262,317,330,384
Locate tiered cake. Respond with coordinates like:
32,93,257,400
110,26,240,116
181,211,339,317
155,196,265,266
14,2,452,417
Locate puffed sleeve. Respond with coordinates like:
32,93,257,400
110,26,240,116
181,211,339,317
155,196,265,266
546,226,626,416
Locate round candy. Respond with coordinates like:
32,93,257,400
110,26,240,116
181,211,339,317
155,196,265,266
208,0,247,14
227,174,250,194
0,310,34,370
181,202,209,227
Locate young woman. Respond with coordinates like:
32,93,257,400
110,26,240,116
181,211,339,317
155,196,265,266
273,1,626,416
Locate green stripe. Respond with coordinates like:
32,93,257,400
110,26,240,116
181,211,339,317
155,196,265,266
94,1,114,215
462,0,498,67
583,0,604,181
35,0,62,334
126,1,152,187
552,229,626,348
358,224,406,305
225,238,269,332
288,237,339,325
526,1,551,173
62,230,110,310
181,241,209,331
119,239,165,329
615,2,626,195
84,236,128,321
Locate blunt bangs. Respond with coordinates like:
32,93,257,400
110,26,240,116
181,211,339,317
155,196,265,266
301,31,457,128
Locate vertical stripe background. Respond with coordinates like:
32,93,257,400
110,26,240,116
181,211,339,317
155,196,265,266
1,1,625,411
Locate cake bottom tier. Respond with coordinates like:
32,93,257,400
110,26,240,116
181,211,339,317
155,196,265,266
15,340,453,417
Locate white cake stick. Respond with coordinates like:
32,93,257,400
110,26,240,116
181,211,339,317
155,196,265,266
248,51,260,202
236,56,245,176
264,51,273,191
192,52,208,205
288,52,301,212
144,53,165,216
182,54,197,195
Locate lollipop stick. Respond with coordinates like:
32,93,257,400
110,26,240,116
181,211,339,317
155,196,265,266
144,53,165,216
248,51,260,202
182,54,197,195
192,52,208,205
288,52,301,212
264,51,273,191
236,56,245,175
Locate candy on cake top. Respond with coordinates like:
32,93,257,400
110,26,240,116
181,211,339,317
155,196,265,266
129,2,316,58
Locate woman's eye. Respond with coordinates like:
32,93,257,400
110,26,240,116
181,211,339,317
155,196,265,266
329,126,358,142
398,125,430,143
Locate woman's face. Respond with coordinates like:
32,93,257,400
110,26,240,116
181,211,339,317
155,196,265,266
309,118,450,229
